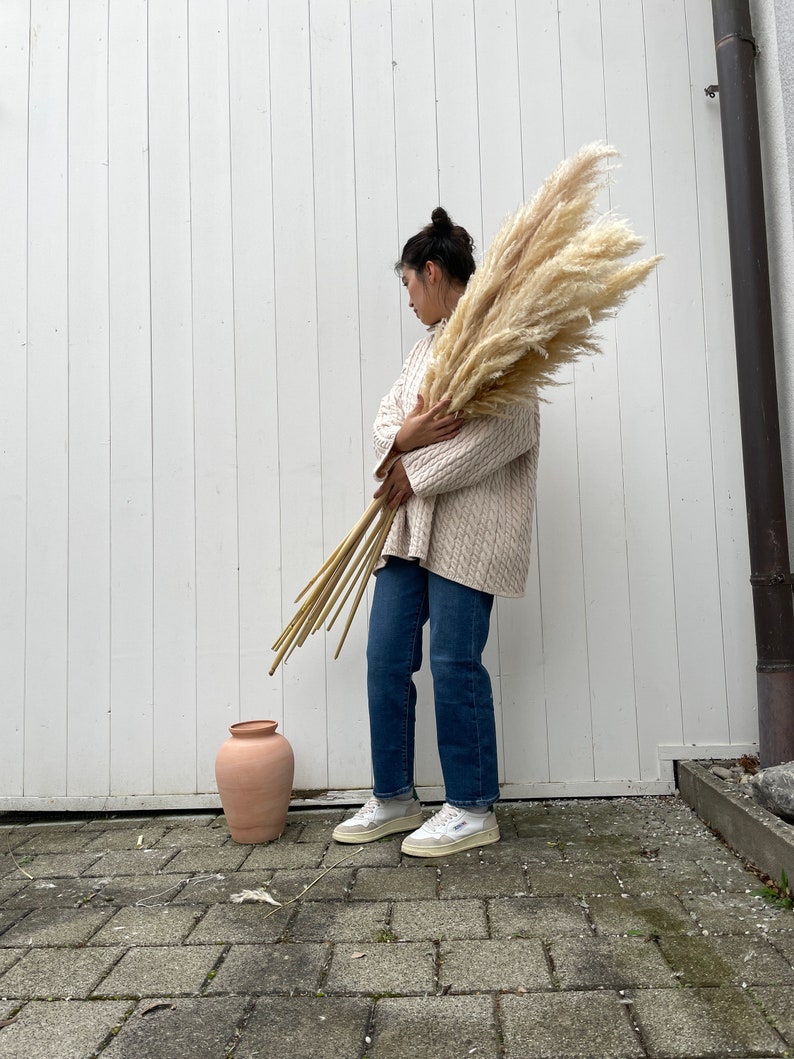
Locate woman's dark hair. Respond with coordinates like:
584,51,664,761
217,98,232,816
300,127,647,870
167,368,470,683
397,207,476,286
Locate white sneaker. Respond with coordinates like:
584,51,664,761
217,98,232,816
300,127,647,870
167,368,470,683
332,795,424,844
400,802,500,858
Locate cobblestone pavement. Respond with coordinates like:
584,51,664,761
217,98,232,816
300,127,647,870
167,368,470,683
1,796,793,1058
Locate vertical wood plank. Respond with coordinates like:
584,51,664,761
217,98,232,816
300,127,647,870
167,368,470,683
309,0,371,787
433,0,482,247
67,0,111,795
602,0,683,778
644,0,730,744
529,2,594,782
149,0,198,794
471,0,527,784
568,1,640,782
686,0,756,743
228,0,284,725
269,0,326,786
189,0,241,787
348,0,403,793
0,2,30,796
24,0,70,796
108,0,153,795
500,0,568,787
351,0,403,435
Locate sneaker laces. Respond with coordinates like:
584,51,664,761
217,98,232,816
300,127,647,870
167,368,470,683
348,796,383,823
424,803,461,832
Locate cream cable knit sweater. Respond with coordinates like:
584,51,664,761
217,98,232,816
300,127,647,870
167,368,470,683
373,328,540,597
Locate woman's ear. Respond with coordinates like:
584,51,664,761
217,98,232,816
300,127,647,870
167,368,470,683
425,260,440,285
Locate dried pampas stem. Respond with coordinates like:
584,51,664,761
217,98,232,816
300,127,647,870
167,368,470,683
270,141,660,673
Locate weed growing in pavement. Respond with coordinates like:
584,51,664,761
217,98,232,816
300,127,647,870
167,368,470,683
753,869,794,909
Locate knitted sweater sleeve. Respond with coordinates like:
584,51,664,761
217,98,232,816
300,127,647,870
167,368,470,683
400,403,537,498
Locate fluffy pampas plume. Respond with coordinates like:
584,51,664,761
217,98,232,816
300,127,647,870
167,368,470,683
270,142,659,674
422,142,660,415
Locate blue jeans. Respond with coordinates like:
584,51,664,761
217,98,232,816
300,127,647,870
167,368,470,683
366,557,498,808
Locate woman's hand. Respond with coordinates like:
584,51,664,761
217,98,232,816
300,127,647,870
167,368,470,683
395,394,461,453
374,458,414,509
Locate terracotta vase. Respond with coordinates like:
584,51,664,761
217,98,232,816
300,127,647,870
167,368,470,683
214,720,294,843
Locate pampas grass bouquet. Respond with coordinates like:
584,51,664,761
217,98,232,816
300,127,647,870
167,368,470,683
270,142,660,675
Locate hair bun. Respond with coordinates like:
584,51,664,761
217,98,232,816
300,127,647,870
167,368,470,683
430,207,453,234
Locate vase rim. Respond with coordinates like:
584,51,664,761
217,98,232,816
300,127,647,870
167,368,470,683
228,719,279,737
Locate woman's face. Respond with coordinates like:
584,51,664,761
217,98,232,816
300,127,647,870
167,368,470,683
401,264,443,327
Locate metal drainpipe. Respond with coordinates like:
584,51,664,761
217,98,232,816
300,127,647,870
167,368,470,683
711,0,794,766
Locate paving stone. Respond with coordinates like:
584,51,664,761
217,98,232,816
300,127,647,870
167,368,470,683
0,946,122,998
697,853,760,892
322,839,402,868
0,999,133,1059
100,997,248,1059
7,852,103,878
323,941,435,996
153,826,231,849
370,995,499,1059
500,990,644,1059
90,905,203,946
587,894,693,936
96,874,192,906
351,866,437,902
159,847,252,875
439,938,551,993
682,891,792,934
550,936,675,989
562,834,646,864
205,942,329,996
154,812,218,827
390,898,488,941
242,842,326,871
287,899,390,942
172,872,274,905
96,945,224,997
762,930,794,966
83,826,170,852
269,867,354,903
294,815,347,844
2,878,103,908
487,896,590,939
0,910,25,938
513,813,591,841
609,856,711,894
11,830,97,855
0,880,25,904
438,862,526,899
0,905,115,947
629,986,786,1057
185,904,289,944
527,861,622,897
752,986,794,1045
234,995,371,1059
82,815,175,831
0,949,21,976
481,836,563,864
83,849,180,877
660,933,794,987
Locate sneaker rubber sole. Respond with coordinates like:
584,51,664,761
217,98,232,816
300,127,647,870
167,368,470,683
332,810,424,844
401,824,501,858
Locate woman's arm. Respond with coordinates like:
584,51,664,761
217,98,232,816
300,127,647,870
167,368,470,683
400,403,538,497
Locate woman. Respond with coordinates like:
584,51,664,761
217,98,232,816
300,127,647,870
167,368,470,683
333,208,540,857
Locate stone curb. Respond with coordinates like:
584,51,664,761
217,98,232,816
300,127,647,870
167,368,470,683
677,760,794,886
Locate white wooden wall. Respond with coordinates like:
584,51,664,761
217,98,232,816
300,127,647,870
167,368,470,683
0,0,758,810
